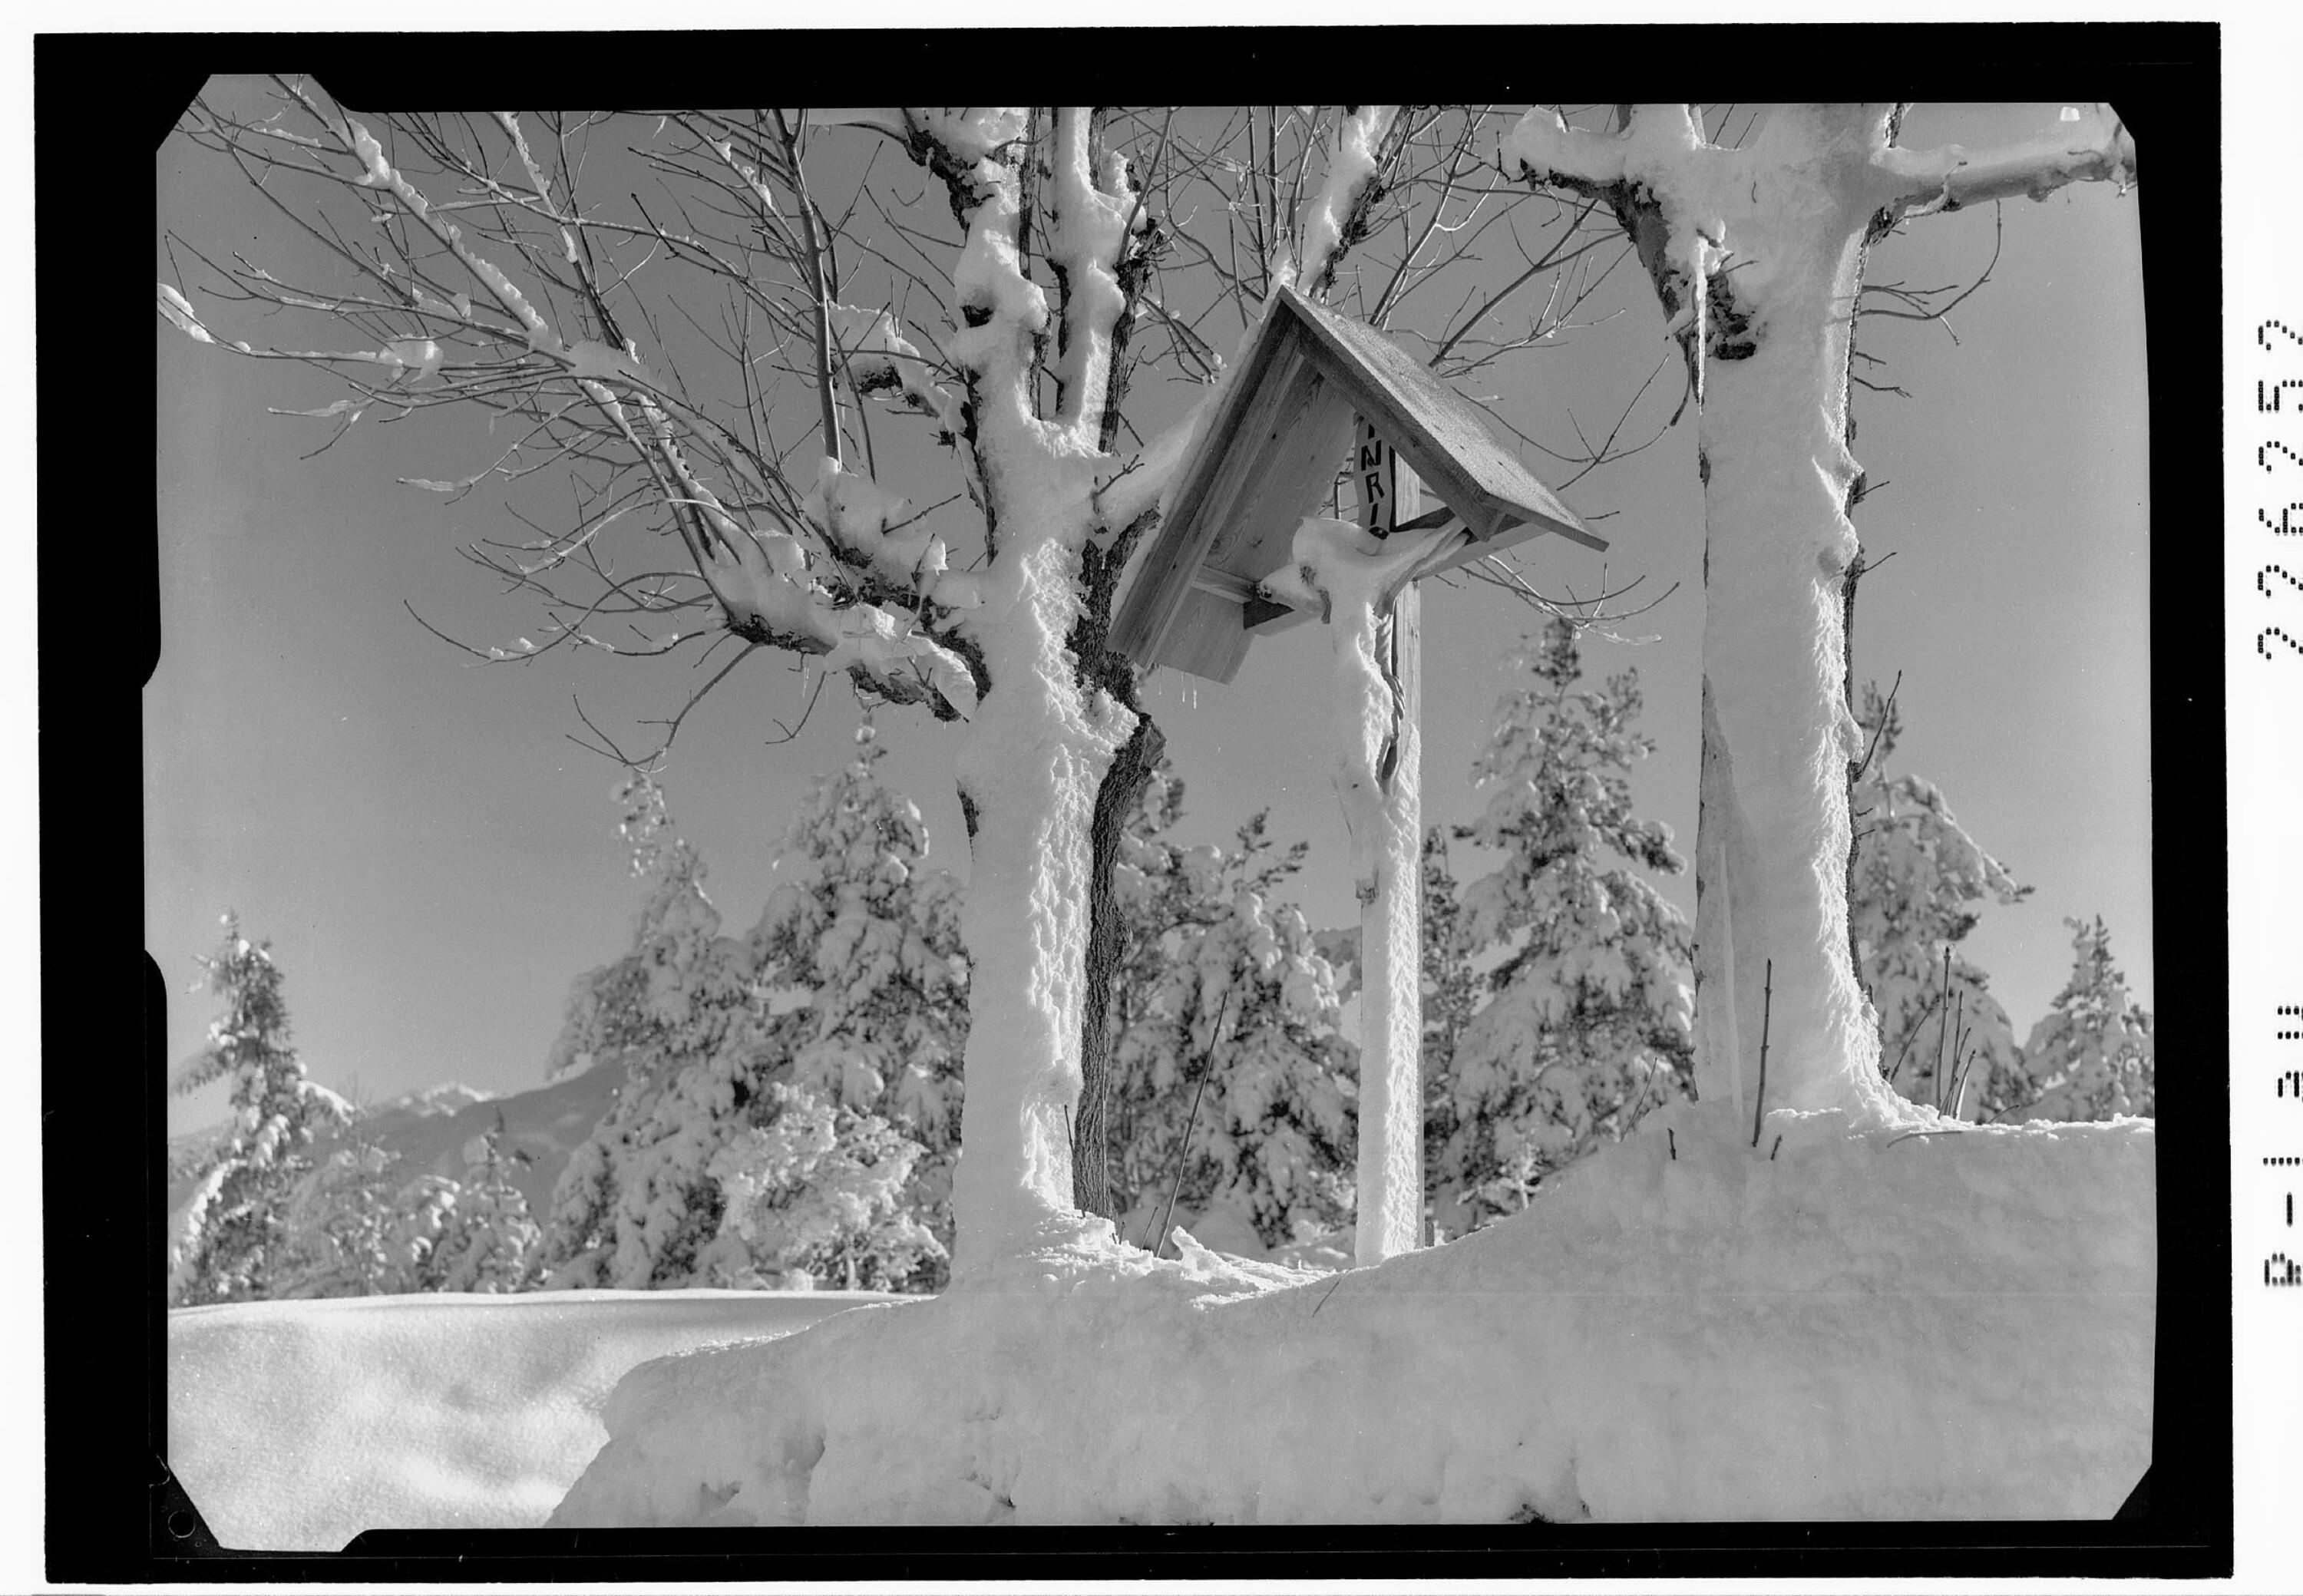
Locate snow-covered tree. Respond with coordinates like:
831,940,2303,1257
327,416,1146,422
699,1083,947,1292
1508,104,2136,1125
166,94,1654,1273
1436,618,1694,1232
1103,782,1356,1255
425,1116,546,1293
540,775,773,1288
2004,916,2155,1123
268,1135,432,1299
543,735,966,1290
1416,826,1481,1232
748,722,970,1261
169,914,354,1307
266,1118,541,1298
1845,682,2030,1119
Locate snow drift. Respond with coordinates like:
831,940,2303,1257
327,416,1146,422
553,1103,2153,1525
166,1288,894,1550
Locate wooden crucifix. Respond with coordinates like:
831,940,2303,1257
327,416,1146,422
1105,286,1604,1263
1263,417,1477,1264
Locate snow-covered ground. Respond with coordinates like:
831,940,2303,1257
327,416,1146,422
554,1102,2153,1525
165,1287,895,1550
165,1105,2151,1538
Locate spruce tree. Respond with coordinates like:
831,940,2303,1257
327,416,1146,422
539,773,768,1288
1439,619,1695,1233
2006,916,2155,1122
1104,774,1357,1256
169,914,354,1306
427,1115,546,1292
743,720,969,1280
269,1134,418,1298
1417,827,1479,1237
1847,682,2030,1119
540,726,967,1290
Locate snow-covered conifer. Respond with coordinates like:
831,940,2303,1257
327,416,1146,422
542,736,966,1290
540,774,773,1288
1438,620,1694,1232
699,1083,946,1291
1847,683,2030,1119
744,720,969,1275
2005,916,2154,1122
1417,827,1479,1231
426,1115,545,1292
169,914,354,1306
269,1135,420,1298
1105,782,1356,1254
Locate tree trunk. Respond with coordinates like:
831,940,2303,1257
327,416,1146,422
1072,711,1162,1218
1680,104,1902,1122
947,525,1134,1274
1512,101,2132,1128
933,108,1148,1271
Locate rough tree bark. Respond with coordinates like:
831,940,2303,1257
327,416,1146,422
1072,709,1165,1217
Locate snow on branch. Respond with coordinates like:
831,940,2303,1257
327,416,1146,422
1871,105,2136,216
610,379,979,718
805,107,910,139
283,83,562,352
930,118,1049,378
1092,402,1204,537
1502,105,1720,396
1048,107,1148,441
157,283,214,342
829,299,965,442
1290,106,1400,299
1502,103,1703,193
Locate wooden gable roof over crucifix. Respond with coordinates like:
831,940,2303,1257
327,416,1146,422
1108,285,1605,684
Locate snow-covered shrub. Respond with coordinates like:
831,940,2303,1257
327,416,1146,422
2004,916,2154,1122
700,1083,945,1292
169,914,355,1306
268,1118,547,1298
1846,683,2029,1119
1436,620,1695,1233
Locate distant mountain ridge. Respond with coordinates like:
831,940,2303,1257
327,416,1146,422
164,1063,623,1229
382,1081,502,1119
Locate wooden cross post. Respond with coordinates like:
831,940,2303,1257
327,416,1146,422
1349,415,1426,1264
1102,287,1600,1257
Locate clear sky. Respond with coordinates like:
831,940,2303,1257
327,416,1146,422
154,99,2150,1135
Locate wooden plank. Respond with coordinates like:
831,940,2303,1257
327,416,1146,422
1112,286,1604,682
1275,287,1604,552
1206,364,1356,587
1241,596,1310,633
1105,299,1296,665
1151,585,1254,682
